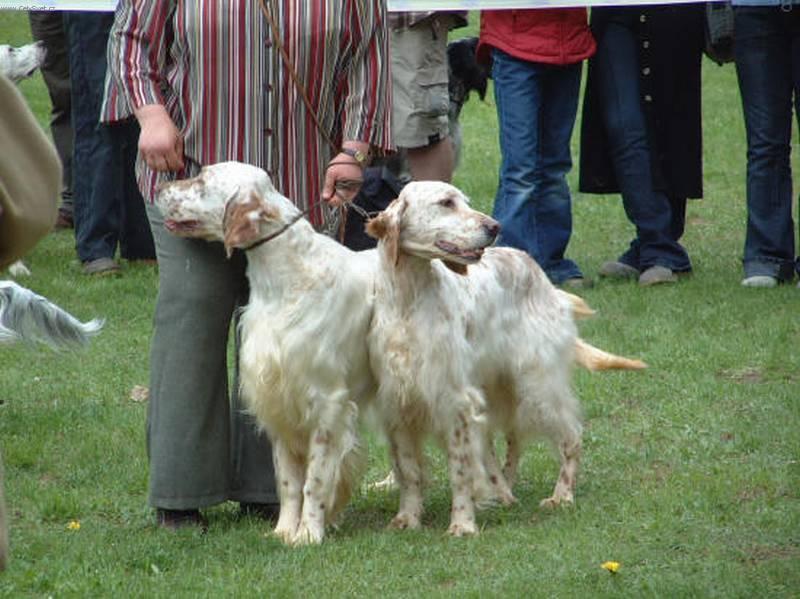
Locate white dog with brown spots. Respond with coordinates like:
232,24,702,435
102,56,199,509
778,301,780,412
156,162,377,546
366,181,645,535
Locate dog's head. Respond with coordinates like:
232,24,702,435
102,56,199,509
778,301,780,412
156,161,299,256
0,42,45,84
366,181,499,274
447,37,489,119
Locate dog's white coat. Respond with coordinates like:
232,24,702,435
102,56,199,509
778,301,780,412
157,163,377,545
367,182,585,535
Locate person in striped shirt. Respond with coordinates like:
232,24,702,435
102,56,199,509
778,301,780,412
102,0,392,529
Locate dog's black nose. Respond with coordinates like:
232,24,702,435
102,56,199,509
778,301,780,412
483,219,501,238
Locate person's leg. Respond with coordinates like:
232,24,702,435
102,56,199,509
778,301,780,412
492,49,581,284
116,119,156,261
65,12,120,271
735,7,795,284
792,12,800,281
145,203,276,518
593,22,691,275
534,62,585,283
28,11,72,228
390,16,453,182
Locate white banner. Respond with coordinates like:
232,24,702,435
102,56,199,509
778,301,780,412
388,0,719,8
0,0,117,9
0,1,719,11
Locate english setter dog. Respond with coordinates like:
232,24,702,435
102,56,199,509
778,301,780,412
156,162,377,545
365,181,645,535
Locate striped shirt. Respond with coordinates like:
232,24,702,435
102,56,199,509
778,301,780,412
102,0,393,228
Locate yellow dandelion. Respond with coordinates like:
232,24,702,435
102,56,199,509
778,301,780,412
601,561,620,574
66,520,81,531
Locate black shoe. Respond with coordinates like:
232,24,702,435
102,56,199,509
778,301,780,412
239,502,279,521
156,508,208,531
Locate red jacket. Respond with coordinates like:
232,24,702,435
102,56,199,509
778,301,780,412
478,9,595,66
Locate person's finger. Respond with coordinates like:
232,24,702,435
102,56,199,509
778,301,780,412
322,172,336,205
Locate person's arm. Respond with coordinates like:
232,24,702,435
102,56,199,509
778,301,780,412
322,0,392,206
105,0,183,172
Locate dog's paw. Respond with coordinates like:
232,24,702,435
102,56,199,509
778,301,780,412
272,524,297,545
291,521,324,546
497,490,517,506
538,494,574,510
367,470,398,492
446,520,478,537
387,512,420,530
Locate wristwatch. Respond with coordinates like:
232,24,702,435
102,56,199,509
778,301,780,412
341,147,369,167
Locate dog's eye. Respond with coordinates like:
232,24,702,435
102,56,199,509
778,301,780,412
439,198,455,209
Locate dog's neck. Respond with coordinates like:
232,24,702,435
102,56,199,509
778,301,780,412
376,244,446,311
244,218,325,295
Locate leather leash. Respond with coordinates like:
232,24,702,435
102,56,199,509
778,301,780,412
257,0,365,240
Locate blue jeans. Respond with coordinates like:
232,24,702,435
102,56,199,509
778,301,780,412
734,6,800,282
491,49,583,284
66,12,154,263
592,22,691,273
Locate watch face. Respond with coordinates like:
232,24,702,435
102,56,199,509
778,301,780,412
344,148,366,164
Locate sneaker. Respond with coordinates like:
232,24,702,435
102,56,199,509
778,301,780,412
598,261,639,280
561,277,594,290
82,257,121,276
639,265,678,287
741,275,777,288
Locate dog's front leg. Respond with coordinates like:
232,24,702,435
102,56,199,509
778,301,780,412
272,440,304,544
446,410,479,537
502,430,522,490
386,425,425,530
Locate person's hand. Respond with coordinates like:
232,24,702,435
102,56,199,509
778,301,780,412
322,153,365,207
134,104,184,172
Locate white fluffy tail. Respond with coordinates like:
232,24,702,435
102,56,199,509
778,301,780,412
0,281,103,349
574,338,647,371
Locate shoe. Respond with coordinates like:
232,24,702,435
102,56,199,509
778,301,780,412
53,209,74,231
239,502,280,521
156,508,208,531
598,261,639,280
638,265,678,287
560,277,594,290
82,257,121,276
741,275,777,288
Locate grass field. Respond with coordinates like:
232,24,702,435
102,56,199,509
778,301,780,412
1,10,799,598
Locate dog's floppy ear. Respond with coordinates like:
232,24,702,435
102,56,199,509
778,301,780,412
222,191,277,257
366,197,406,266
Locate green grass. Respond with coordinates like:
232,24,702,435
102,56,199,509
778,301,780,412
2,11,799,598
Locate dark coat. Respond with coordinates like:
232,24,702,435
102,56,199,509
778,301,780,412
579,5,705,199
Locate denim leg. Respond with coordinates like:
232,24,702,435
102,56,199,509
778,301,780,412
116,119,156,260
491,49,582,283
66,12,120,263
534,63,584,280
594,23,692,272
734,7,799,281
